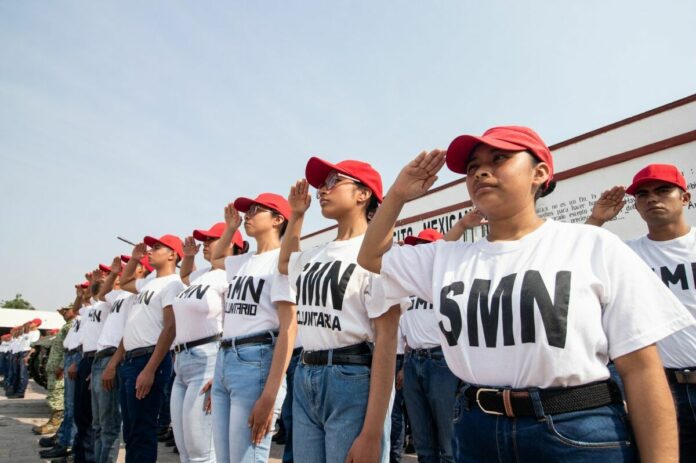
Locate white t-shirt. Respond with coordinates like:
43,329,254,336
223,249,293,339
19,330,40,352
97,290,136,351
80,301,111,352
173,269,226,344
63,317,82,351
123,274,185,351
397,326,405,355
381,220,694,389
0,341,7,353
400,296,441,350
626,227,696,368
288,234,402,351
188,265,211,284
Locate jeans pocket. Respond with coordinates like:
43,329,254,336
236,345,270,365
332,364,371,381
544,404,633,449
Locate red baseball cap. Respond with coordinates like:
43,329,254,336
120,254,154,272
144,234,184,259
79,281,90,288
193,222,245,249
48,329,59,335
404,228,444,246
626,164,687,196
98,264,111,273
31,318,42,327
305,157,384,203
234,193,291,220
446,126,554,188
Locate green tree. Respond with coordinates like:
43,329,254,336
1,293,35,310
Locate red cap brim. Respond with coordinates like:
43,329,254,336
446,135,528,174
99,264,111,273
305,157,339,189
625,177,685,196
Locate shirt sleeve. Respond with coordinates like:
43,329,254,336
271,273,295,305
135,278,147,292
598,231,696,359
287,251,305,303
380,242,438,303
363,274,412,319
161,280,186,309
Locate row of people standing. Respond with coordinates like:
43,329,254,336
1,319,41,398
37,125,696,463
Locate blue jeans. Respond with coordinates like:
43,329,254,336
171,342,218,463
451,385,637,462
91,355,122,463
212,339,285,463
14,351,29,394
403,351,459,463
120,352,173,463
668,379,696,461
158,357,175,430
0,352,7,380
73,356,95,463
58,352,81,447
390,356,406,463
4,353,16,393
292,361,392,463
281,352,300,463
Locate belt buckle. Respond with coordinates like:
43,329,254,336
174,344,182,354
475,388,504,416
675,370,696,384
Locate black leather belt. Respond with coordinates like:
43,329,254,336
82,350,97,359
220,332,277,349
409,346,443,358
464,380,622,418
95,347,117,360
292,347,303,357
174,334,221,353
301,342,373,366
665,367,696,385
124,346,156,361
66,348,81,356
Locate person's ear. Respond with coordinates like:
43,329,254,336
681,190,691,206
532,161,551,193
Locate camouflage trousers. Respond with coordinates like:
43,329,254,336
46,372,64,413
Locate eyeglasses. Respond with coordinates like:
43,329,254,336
316,172,362,198
246,204,273,217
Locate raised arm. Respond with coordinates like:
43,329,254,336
278,179,312,275
444,208,488,242
211,203,242,270
97,256,122,301
585,186,626,227
120,243,146,293
179,236,200,285
358,149,446,274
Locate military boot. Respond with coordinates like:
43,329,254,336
32,410,63,435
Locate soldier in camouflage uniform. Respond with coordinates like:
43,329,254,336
32,307,72,435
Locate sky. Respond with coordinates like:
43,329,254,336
1,1,696,311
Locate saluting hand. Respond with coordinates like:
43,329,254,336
131,242,147,261
110,256,122,275
288,179,312,216
458,208,488,229
183,236,200,257
224,203,242,230
589,186,626,224
391,149,446,201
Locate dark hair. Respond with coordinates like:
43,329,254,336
90,281,102,297
354,183,379,221
530,154,556,200
233,241,250,255
271,212,288,238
